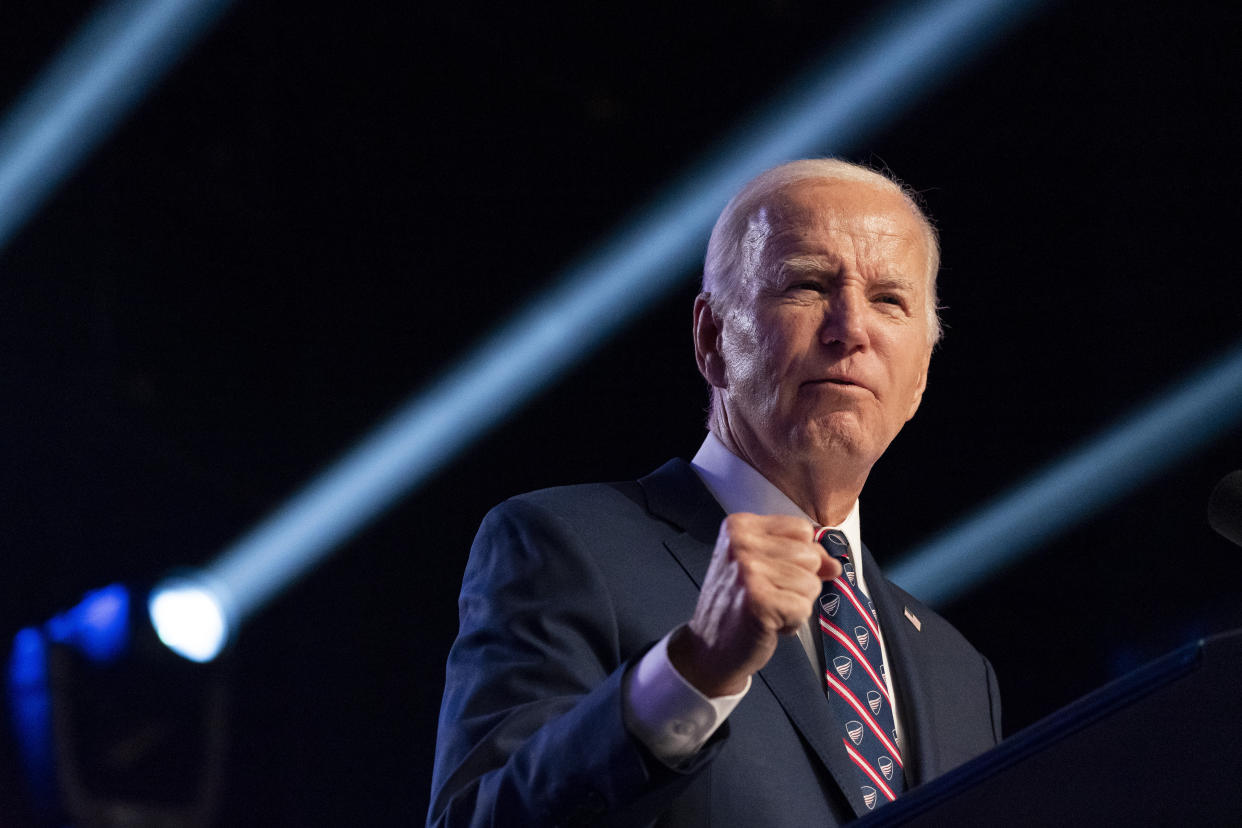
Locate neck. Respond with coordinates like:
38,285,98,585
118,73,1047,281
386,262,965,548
710,411,868,527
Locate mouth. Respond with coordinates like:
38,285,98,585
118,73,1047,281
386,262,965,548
804,377,871,394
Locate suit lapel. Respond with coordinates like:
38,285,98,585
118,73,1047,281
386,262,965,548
858,543,939,787
640,460,726,559
755,637,872,817
639,459,871,819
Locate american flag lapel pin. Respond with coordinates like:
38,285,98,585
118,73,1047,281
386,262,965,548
903,606,922,631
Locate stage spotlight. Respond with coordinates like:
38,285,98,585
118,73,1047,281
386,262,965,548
7,584,230,824
147,576,231,664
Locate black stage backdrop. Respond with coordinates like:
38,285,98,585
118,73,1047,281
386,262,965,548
1,1,1240,823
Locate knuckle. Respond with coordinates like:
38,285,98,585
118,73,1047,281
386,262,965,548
735,555,759,583
775,513,812,534
719,514,749,547
723,518,762,555
806,544,830,570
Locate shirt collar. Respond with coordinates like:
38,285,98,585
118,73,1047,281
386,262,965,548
689,431,863,561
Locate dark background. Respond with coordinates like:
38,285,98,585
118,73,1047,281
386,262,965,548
1,0,1240,823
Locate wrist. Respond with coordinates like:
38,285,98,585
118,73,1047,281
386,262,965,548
667,625,750,697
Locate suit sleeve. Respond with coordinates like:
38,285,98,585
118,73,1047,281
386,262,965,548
427,497,722,827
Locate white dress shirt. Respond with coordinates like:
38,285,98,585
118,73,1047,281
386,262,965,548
622,432,904,765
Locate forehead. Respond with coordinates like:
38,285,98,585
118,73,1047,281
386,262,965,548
746,179,928,275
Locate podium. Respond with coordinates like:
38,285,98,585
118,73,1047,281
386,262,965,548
859,630,1242,825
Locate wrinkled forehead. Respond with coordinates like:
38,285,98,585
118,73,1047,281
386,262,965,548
741,179,929,279
730,180,929,286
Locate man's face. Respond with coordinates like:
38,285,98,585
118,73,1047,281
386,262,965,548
705,179,934,473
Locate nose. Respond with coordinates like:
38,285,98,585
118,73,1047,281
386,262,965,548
819,290,868,351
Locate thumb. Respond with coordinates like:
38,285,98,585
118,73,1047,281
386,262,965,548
817,548,843,582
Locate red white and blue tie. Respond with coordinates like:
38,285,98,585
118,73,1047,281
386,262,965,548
815,526,904,810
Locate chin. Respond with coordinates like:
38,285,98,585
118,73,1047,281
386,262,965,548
791,418,868,460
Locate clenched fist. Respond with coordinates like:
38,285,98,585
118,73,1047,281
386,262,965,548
668,513,842,697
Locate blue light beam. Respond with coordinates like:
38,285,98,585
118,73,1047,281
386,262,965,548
888,338,1242,606
152,0,1048,641
0,0,234,252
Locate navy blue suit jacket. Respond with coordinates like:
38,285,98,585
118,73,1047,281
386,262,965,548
428,459,1001,826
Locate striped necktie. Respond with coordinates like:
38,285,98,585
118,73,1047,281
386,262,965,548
814,527,905,810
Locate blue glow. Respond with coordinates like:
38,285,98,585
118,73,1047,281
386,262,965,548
45,583,131,664
7,628,56,807
8,585,135,800
189,0,1046,626
889,339,1242,606
148,575,231,663
0,0,233,251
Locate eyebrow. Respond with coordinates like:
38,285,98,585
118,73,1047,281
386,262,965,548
779,255,838,274
870,275,917,292
778,256,918,291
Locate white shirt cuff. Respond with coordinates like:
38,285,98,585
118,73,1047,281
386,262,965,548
622,629,750,765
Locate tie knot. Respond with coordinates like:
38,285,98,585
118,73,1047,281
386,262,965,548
815,527,851,561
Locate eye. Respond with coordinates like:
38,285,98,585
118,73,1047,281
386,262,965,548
873,293,907,309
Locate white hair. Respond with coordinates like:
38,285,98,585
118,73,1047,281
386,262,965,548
702,158,942,345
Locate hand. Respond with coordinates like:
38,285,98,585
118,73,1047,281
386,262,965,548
667,513,842,697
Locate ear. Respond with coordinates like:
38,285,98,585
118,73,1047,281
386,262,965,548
904,348,932,421
693,292,728,389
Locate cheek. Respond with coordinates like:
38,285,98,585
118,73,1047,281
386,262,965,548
720,313,762,383
721,307,811,401
732,319,795,385
722,336,763,391
884,344,930,416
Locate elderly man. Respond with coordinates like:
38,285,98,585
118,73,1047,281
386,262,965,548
428,159,1000,827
